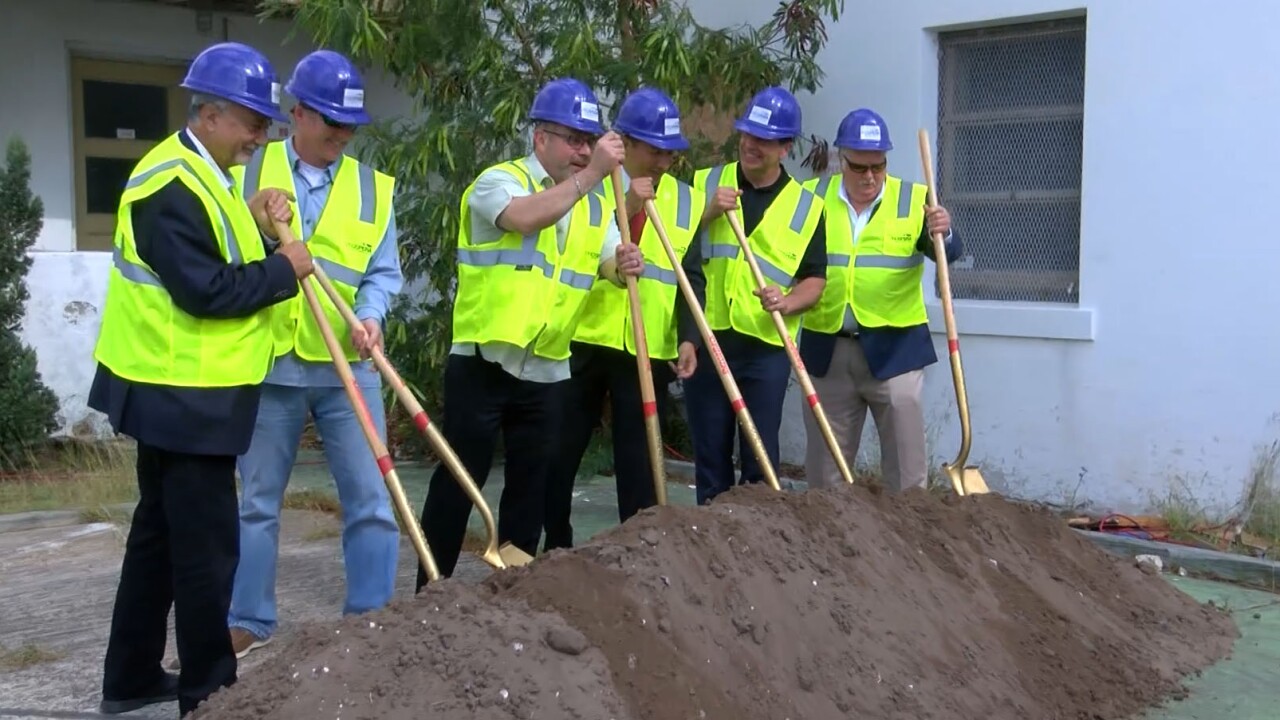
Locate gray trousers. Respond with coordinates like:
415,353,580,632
803,336,928,493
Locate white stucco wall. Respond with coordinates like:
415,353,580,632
1,0,413,436
696,0,1280,512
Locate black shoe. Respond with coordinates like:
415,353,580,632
99,671,179,714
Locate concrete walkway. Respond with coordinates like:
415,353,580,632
0,454,722,719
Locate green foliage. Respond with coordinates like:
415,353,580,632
263,0,843,458
0,138,60,468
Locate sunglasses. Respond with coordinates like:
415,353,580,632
302,104,357,132
841,156,887,175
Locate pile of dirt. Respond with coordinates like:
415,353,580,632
195,483,1238,720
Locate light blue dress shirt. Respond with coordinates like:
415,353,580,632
264,137,404,389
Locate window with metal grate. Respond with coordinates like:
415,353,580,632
937,16,1086,304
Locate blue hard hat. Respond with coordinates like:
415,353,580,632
834,108,893,152
286,50,372,126
613,87,689,151
181,42,287,122
528,78,604,135
733,86,802,141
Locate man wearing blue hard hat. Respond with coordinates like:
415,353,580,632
798,108,962,494
415,77,645,585
88,41,310,716
225,50,402,661
543,86,707,550
685,86,828,505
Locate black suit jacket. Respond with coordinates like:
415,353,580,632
797,197,964,382
88,131,298,457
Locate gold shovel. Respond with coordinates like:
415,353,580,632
275,221,533,571
916,130,990,496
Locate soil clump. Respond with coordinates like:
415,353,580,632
195,482,1238,720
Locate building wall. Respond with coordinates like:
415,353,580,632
1,0,412,436
693,0,1280,512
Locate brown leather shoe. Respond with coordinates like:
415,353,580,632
230,627,271,659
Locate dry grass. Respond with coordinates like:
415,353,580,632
0,439,136,515
281,488,343,516
1147,440,1280,558
0,643,64,671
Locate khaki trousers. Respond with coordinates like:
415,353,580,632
802,336,927,493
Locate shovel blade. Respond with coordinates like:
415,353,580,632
961,467,990,495
498,542,535,567
943,463,991,496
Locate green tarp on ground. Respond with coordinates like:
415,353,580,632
1141,575,1280,719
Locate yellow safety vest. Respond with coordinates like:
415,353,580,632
232,141,395,362
451,158,610,361
572,174,704,360
93,132,275,387
692,162,825,346
803,174,930,332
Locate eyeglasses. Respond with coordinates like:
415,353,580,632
541,127,597,149
841,156,887,175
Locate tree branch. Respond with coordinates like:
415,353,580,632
492,0,545,79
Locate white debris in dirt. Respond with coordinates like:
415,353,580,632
1135,554,1164,575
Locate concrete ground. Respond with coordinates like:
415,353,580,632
0,455,715,719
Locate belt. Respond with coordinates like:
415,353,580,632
834,328,859,339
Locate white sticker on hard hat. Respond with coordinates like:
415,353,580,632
343,88,365,109
580,102,600,122
271,83,281,104
860,124,881,142
748,106,773,125
664,118,680,135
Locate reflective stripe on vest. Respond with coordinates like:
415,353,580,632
93,132,274,387
450,158,609,361
572,175,703,360
803,174,929,334
693,161,824,347
234,142,393,362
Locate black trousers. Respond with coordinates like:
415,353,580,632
101,442,239,716
543,341,673,551
682,330,791,505
416,352,560,588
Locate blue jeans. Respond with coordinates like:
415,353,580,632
683,330,790,505
228,383,399,640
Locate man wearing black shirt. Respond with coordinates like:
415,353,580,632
684,86,827,505
543,86,706,548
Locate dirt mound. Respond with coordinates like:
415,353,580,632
195,483,1238,720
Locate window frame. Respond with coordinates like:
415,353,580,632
70,55,188,252
935,17,1086,307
